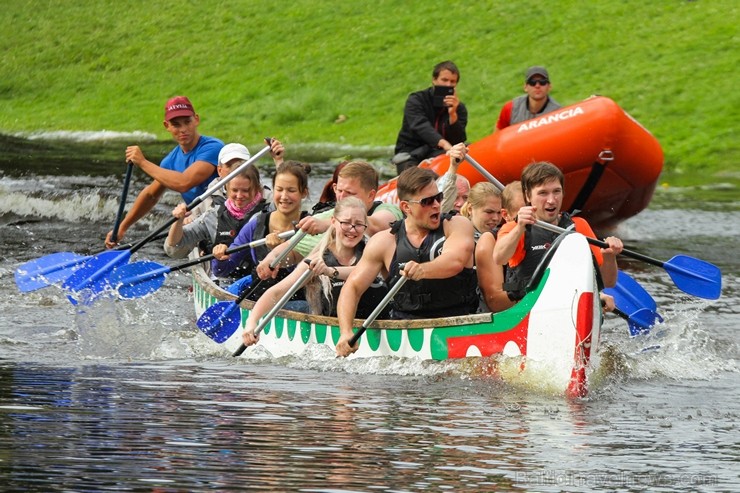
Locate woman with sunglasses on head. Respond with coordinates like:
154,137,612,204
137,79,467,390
240,197,389,348
494,65,561,131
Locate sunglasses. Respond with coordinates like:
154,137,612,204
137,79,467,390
527,78,550,87
407,191,444,207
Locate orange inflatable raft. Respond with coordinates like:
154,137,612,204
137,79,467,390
376,96,664,231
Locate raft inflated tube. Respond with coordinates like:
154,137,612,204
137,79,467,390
377,96,663,230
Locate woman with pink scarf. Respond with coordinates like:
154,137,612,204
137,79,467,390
164,157,267,284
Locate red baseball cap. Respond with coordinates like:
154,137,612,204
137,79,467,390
164,96,195,121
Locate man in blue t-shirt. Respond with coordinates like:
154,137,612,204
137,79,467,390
105,96,224,248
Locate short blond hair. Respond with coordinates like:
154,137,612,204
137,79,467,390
460,182,501,218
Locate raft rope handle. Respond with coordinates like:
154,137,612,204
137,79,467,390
597,149,614,163
568,148,614,214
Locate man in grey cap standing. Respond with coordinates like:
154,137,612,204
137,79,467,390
494,66,561,131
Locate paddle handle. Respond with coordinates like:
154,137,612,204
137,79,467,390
233,259,313,357
270,229,308,269
111,161,134,244
167,230,297,274
112,231,168,251
463,154,505,190
127,142,274,256
227,228,309,311
348,271,408,348
255,263,313,337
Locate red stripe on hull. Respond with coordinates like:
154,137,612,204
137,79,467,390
567,292,595,398
446,315,530,359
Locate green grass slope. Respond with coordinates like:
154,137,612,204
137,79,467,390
0,0,737,176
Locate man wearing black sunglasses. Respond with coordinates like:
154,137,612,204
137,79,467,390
494,65,561,131
335,167,478,356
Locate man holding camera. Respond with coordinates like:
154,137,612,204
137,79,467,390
391,60,468,175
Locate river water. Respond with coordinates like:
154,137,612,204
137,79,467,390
0,137,738,492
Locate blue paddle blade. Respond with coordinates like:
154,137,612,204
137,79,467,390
664,255,722,300
604,271,658,314
628,308,664,337
61,250,131,303
14,252,88,292
605,271,663,336
108,260,170,299
196,301,241,343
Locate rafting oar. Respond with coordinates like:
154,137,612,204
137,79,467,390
110,161,134,245
611,307,660,337
533,219,722,300
232,259,314,356
347,268,409,348
13,231,169,293
60,141,274,303
606,271,659,315
14,162,135,293
108,230,296,299
198,228,309,344
604,270,664,336
463,154,723,300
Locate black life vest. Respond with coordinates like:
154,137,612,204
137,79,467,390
214,200,266,248
320,239,389,319
211,199,268,280
503,213,576,300
367,200,382,216
388,216,478,318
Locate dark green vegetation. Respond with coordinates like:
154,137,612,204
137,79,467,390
0,1,737,189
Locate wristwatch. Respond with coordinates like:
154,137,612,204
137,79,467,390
331,267,339,279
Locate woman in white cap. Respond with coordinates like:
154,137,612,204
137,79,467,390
190,140,283,217
163,146,268,269
163,141,281,261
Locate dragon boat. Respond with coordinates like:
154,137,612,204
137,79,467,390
192,232,603,398
376,95,664,231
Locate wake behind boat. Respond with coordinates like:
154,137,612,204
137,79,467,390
192,232,603,398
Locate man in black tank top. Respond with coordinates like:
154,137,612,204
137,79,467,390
335,167,477,357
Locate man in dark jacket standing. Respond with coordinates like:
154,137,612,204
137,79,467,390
392,61,468,175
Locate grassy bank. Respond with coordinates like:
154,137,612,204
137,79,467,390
0,1,737,180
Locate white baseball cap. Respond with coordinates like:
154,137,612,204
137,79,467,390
218,143,250,165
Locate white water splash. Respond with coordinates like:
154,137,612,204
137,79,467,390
0,189,117,222
603,300,738,381
14,130,157,142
